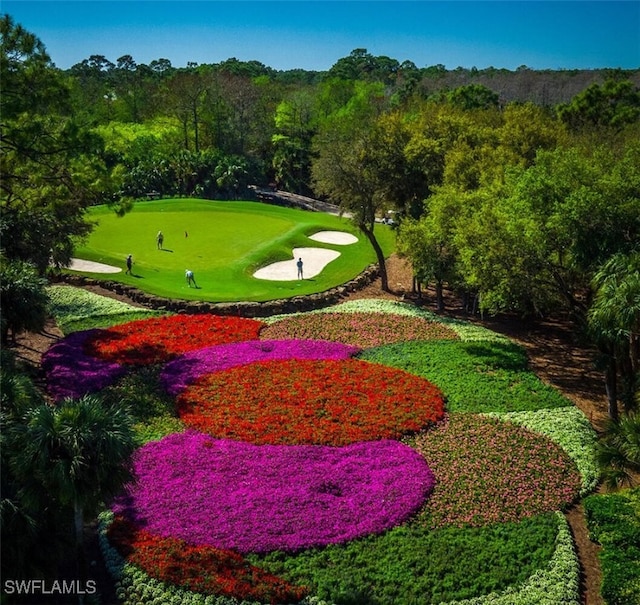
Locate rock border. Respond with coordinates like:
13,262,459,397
53,264,380,318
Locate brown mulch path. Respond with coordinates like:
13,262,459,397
10,254,605,605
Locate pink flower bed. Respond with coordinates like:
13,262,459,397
261,312,458,348
160,339,360,396
414,414,583,527
113,431,435,554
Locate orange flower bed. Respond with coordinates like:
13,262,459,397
176,358,446,445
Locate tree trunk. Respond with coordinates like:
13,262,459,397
74,502,86,605
361,224,389,292
435,281,445,312
605,356,619,421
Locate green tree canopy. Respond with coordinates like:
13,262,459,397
558,78,640,130
0,15,112,274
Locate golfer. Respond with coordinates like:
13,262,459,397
125,254,133,274
185,269,197,288
156,230,164,249
297,257,304,279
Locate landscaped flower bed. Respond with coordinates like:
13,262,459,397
261,311,459,347
43,289,597,605
42,329,127,400
106,514,309,603
175,358,445,445
113,432,436,553
86,314,265,365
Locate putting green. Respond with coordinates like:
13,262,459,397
72,199,396,302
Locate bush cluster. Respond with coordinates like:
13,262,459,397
583,488,640,605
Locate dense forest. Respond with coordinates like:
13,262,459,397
1,13,639,422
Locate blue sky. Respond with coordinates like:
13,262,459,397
4,1,639,71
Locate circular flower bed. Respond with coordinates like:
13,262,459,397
261,311,458,347
175,358,446,445
85,314,265,365
113,432,436,554
414,413,583,528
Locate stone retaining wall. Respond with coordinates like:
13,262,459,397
55,264,380,318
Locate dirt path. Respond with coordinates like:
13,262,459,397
11,254,605,605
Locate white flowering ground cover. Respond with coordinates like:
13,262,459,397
46,285,164,333
44,287,598,605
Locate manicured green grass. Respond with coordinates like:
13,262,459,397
72,199,396,302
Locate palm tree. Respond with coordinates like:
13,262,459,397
1,350,65,581
597,411,640,489
588,251,640,419
13,394,136,599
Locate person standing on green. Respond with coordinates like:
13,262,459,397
185,269,197,288
156,231,164,249
125,254,133,275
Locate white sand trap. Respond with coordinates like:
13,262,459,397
253,247,341,281
309,231,358,245
68,258,122,273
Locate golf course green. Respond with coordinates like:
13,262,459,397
72,199,396,302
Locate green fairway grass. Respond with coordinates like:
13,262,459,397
72,199,396,302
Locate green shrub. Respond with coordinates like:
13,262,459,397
584,488,640,605
249,514,561,605
1,259,49,343
359,340,571,413
100,366,182,445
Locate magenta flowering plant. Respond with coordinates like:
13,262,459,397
160,339,361,396
41,329,126,401
113,431,435,554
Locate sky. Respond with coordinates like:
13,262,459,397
3,1,640,72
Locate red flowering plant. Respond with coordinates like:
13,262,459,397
85,314,264,366
107,515,309,604
176,358,446,445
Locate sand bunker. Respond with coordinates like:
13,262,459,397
254,230,358,281
253,248,341,281
68,258,122,273
309,231,359,245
